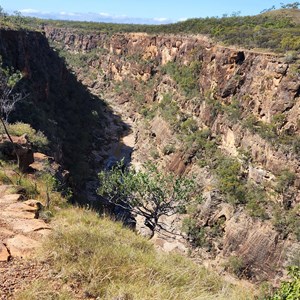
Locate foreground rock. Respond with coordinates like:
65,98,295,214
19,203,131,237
0,135,34,171
0,183,53,299
0,185,51,261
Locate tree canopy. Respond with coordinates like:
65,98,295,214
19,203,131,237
97,161,201,235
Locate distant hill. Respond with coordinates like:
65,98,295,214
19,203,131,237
262,8,300,24
1,8,300,52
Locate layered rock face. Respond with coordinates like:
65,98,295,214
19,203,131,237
43,27,300,284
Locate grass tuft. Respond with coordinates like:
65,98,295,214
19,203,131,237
16,208,254,300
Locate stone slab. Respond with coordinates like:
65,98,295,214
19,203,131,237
5,235,40,258
0,211,35,219
0,228,14,239
9,219,51,234
0,243,10,261
0,194,23,205
6,202,37,213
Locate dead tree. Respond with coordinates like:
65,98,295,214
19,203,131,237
0,64,28,169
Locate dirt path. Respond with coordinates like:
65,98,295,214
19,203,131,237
0,184,51,299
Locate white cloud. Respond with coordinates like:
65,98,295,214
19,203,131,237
60,11,77,16
19,8,39,14
178,17,188,22
153,17,168,22
17,9,173,25
98,12,110,17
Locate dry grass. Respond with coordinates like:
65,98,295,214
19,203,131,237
0,161,68,211
16,208,254,300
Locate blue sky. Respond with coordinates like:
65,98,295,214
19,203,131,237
0,0,296,24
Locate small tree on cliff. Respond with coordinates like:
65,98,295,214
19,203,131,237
0,59,27,168
0,68,23,121
97,161,201,236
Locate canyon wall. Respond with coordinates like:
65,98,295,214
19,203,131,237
44,26,300,284
0,29,124,197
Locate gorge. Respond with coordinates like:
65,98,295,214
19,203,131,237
44,27,300,284
0,16,300,296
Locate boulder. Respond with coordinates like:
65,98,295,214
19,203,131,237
0,134,34,171
5,235,40,258
0,243,10,261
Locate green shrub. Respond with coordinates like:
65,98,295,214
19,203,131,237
162,61,201,97
225,256,246,278
17,176,39,198
273,207,300,240
180,118,198,134
158,93,181,130
223,98,242,122
206,97,224,119
269,266,300,300
283,51,299,63
292,137,300,155
150,149,160,159
276,169,296,193
182,128,216,157
289,248,300,268
242,113,300,154
245,186,268,219
182,217,207,247
0,169,13,184
246,197,268,219
0,122,49,151
162,144,176,155
215,156,246,204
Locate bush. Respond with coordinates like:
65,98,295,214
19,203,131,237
225,256,246,278
162,144,176,155
276,169,296,193
150,148,160,159
182,217,207,247
273,207,300,240
242,113,300,153
215,156,246,204
158,93,181,130
98,161,200,234
245,186,268,219
162,61,201,97
180,118,198,134
283,51,298,63
292,137,300,155
0,169,12,184
0,122,49,151
223,98,242,122
269,266,300,300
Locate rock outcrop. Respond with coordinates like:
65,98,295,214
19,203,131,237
0,185,50,261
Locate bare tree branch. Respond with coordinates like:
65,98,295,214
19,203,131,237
0,61,28,170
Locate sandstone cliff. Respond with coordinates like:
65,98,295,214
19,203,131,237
44,27,300,284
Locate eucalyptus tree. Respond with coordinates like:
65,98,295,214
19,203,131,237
98,161,201,236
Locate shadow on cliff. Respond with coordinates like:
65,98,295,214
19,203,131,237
0,29,132,205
